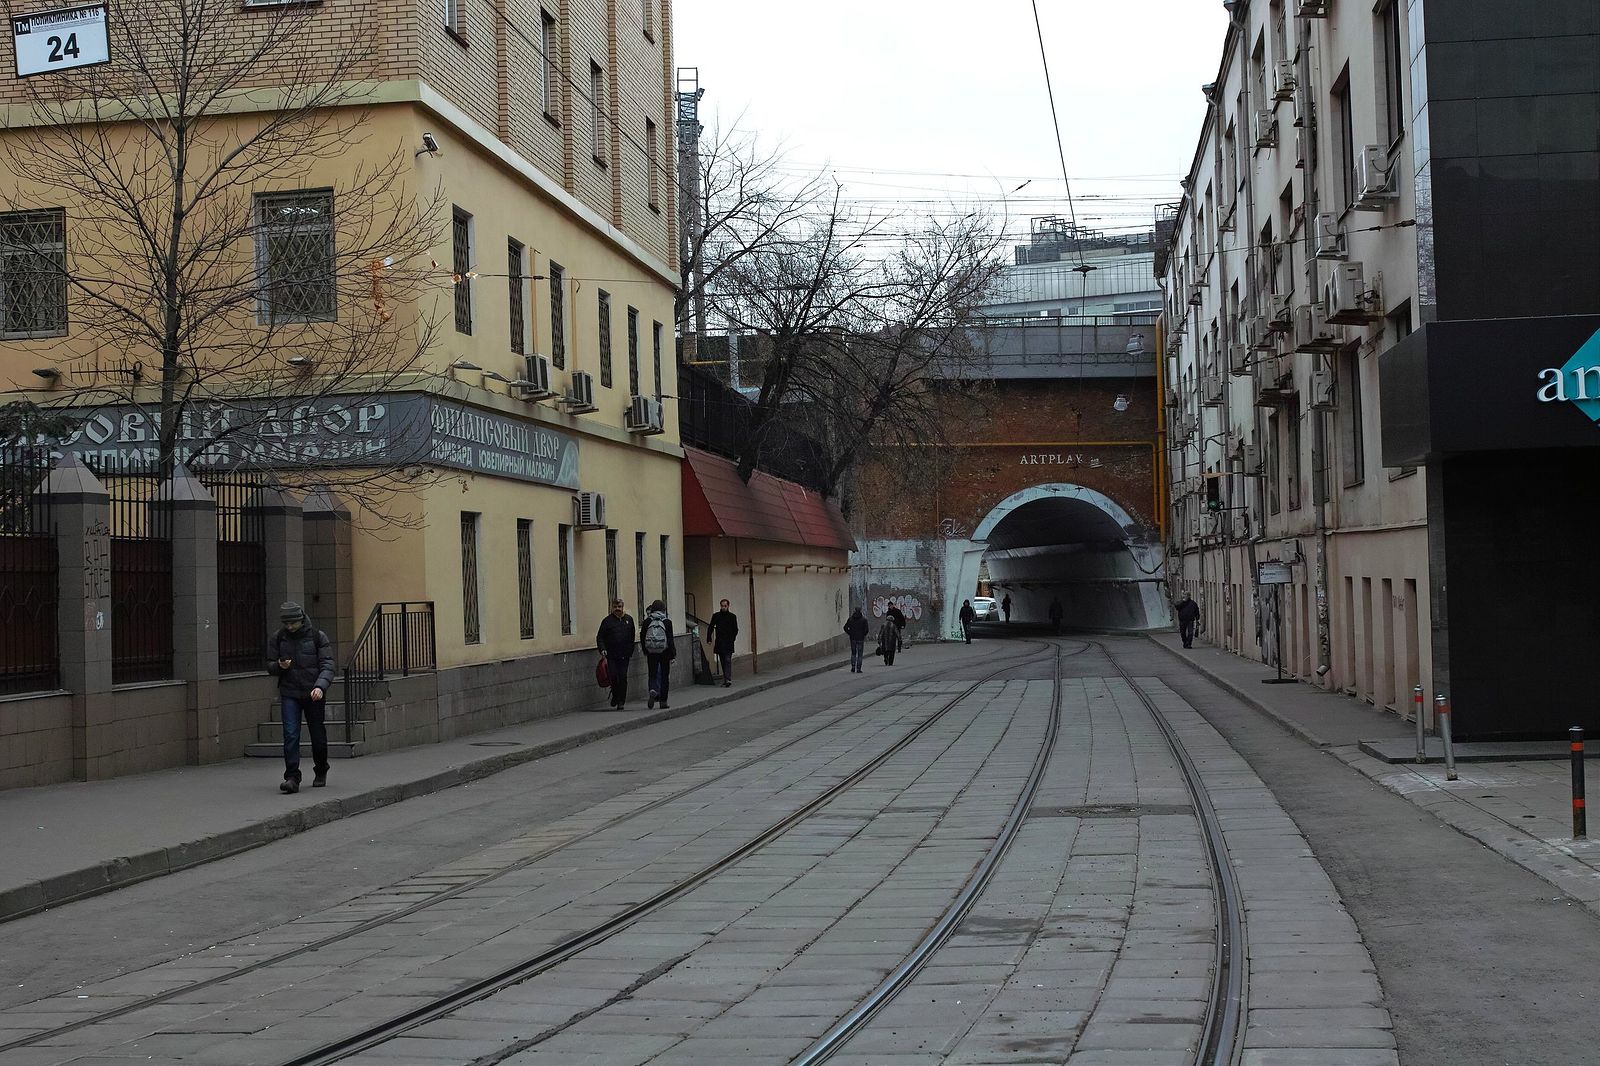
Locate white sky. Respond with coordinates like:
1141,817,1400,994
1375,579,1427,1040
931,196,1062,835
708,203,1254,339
674,1,1230,243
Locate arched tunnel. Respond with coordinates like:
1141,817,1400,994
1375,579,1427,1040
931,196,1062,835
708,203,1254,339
970,487,1168,632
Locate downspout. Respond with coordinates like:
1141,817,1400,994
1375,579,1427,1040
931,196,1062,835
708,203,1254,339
1235,1,1261,663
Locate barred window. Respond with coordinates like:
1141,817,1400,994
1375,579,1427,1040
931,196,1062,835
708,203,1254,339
0,209,67,338
255,192,335,323
652,320,663,398
590,61,606,165
627,306,640,395
517,518,535,639
549,261,566,368
558,522,573,634
452,207,473,335
598,290,613,388
509,238,526,355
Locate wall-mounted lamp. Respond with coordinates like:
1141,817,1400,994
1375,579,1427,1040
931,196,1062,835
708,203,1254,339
31,367,60,382
415,132,440,158
1112,394,1131,413
285,356,315,371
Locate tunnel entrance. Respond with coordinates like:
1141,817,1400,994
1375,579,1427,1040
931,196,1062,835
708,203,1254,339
955,484,1167,632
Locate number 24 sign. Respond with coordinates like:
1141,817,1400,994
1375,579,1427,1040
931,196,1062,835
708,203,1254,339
12,3,110,78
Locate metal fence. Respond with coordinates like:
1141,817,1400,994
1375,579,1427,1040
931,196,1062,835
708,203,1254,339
203,470,268,674
343,602,435,728
0,448,59,694
86,457,174,684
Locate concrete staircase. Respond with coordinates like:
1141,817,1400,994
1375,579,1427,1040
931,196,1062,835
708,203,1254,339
243,698,373,759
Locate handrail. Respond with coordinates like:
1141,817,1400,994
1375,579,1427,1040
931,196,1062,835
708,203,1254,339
342,602,436,732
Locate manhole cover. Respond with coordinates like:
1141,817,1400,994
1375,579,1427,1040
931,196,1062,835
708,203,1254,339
469,741,523,748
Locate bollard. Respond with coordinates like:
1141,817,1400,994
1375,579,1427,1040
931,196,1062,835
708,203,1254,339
1413,685,1426,763
1436,694,1457,781
1571,726,1587,840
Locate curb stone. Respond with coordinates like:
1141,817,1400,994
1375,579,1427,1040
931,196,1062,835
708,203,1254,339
0,657,846,924
1141,633,1334,748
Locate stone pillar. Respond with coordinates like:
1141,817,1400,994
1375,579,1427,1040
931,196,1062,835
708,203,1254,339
157,466,221,764
42,455,114,782
248,482,303,639
302,487,353,655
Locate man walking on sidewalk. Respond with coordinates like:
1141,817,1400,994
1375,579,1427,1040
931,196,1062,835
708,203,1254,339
707,599,738,688
1176,593,1200,649
597,599,636,708
959,599,976,644
268,602,334,794
1001,594,1012,623
844,607,869,672
641,599,676,709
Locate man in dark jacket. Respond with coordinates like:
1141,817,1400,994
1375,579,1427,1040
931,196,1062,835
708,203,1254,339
1001,594,1012,623
959,599,976,644
1176,593,1201,648
707,599,738,687
844,607,869,672
267,602,334,794
1048,597,1064,634
885,603,907,654
641,599,676,709
596,598,636,708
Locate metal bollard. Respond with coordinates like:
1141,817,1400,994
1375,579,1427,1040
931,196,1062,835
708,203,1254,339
1436,694,1457,781
1413,685,1426,763
1571,726,1587,840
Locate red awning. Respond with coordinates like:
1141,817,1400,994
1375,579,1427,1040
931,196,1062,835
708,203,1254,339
681,447,856,552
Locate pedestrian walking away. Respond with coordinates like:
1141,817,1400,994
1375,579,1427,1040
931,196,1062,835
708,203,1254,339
875,616,898,666
959,599,976,644
1048,596,1064,634
267,602,334,794
885,602,907,655
641,599,676,709
1176,592,1201,649
1001,593,1012,623
844,607,870,672
707,599,739,687
596,599,636,709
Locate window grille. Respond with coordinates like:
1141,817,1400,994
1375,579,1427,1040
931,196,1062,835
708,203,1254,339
627,307,639,394
255,192,335,323
452,207,473,334
652,320,663,398
0,209,67,337
509,239,525,355
634,531,646,617
598,290,613,387
659,535,669,606
460,512,481,644
517,518,535,638
605,529,618,605
558,523,573,634
549,262,565,368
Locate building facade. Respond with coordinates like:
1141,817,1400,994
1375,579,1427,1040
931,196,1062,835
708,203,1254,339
0,0,689,781
1161,0,1598,739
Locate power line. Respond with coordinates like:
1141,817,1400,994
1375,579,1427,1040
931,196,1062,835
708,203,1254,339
1029,1,1088,274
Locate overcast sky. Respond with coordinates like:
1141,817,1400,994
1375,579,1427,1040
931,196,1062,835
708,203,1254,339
674,1,1230,242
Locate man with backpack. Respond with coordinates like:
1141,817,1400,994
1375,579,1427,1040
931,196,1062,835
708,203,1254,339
596,599,636,709
641,599,676,709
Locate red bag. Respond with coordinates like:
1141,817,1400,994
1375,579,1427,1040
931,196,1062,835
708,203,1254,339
595,656,610,688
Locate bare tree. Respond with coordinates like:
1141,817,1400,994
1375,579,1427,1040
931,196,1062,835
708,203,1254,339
0,0,448,491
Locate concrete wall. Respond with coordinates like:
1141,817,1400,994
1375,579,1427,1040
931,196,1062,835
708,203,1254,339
683,538,851,673
102,682,188,778
218,674,277,760
0,692,73,789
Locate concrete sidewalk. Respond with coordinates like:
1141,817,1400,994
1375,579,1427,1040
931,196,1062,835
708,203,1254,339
0,652,846,923
1147,631,1600,916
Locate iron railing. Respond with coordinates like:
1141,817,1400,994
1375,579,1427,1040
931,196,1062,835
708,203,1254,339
86,457,173,684
342,601,436,728
203,470,267,674
0,447,59,694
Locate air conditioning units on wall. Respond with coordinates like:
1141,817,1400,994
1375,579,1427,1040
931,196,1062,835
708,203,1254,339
1310,368,1337,410
563,370,597,413
1247,314,1275,351
1313,213,1346,260
1295,0,1329,16
1240,443,1262,475
512,354,556,399
1325,261,1380,325
1254,108,1278,149
573,491,606,530
626,394,664,434
1294,302,1343,353
1273,60,1297,102
1202,374,1224,407
1268,293,1294,332
1355,145,1398,209
1228,342,1251,376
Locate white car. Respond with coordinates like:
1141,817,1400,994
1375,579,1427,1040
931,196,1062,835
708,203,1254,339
970,597,999,621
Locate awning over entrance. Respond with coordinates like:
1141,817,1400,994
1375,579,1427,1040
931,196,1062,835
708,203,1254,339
681,447,855,551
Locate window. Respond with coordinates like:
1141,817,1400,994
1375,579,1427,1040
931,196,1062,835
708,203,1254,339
1287,397,1302,510
659,534,669,606
517,519,535,638
642,0,653,39
1378,1,1405,147
541,10,559,117
255,191,334,323
443,0,463,37
627,306,639,395
605,529,619,605
1330,67,1356,210
652,320,663,398
460,512,482,644
549,261,565,368
1268,412,1282,515
646,119,659,210
590,61,606,165
452,207,472,334
598,290,613,387
508,239,526,355
1342,350,1365,486
558,523,573,634
1272,0,1288,64
0,208,67,337
1387,301,1418,478
634,532,646,617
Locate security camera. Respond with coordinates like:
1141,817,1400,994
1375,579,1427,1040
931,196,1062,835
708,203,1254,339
416,132,440,157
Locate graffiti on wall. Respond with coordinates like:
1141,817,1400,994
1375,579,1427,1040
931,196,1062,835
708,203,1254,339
871,594,924,620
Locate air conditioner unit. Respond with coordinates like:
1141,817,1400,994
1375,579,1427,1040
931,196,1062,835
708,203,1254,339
572,491,606,530
625,394,664,434
1165,387,1180,408
1310,368,1337,410
1293,302,1343,352
1254,108,1278,149
511,354,555,399
1202,374,1224,407
1247,314,1275,351
1293,128,1308,169
1325,261,1376,324
1187,281,1204,307
1354,145,1397,208
1273,60,1297,102
563,370,597,413
1295,0,1328,16
1313,213,1346,260
1218,193,1236,231
1228,342,1251,376
1268,293,1294,331
1293,78,1313,128
1240,443,1261,475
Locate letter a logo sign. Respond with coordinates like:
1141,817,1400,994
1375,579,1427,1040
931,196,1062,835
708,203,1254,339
1558,329,1600,424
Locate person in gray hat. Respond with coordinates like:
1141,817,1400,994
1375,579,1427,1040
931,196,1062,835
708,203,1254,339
267,602,335,793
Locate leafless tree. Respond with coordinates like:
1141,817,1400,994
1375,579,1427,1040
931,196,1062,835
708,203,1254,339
0,0,449,495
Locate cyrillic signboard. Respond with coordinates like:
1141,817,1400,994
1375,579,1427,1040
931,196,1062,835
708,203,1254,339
35,394,580,489
12,4,109,77
1257,561,1293,586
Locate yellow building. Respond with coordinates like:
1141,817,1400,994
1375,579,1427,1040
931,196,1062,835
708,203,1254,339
0,0,687,778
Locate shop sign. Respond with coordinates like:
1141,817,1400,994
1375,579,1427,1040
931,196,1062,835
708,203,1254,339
33,394,580,489
1257,560,1293,585
1534,328,1600,424
1017,453,1103,468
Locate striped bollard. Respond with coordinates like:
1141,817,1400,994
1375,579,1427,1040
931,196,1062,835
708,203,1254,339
1571,726,1586,840
1436,694,1457,781
1413,685,1426,763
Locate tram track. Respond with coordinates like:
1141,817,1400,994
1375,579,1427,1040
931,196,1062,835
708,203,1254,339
0,639,1064,1059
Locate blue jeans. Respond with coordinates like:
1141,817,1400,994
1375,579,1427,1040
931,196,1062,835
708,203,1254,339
850,639,865,671
281,695,328,779
647,652,671,703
